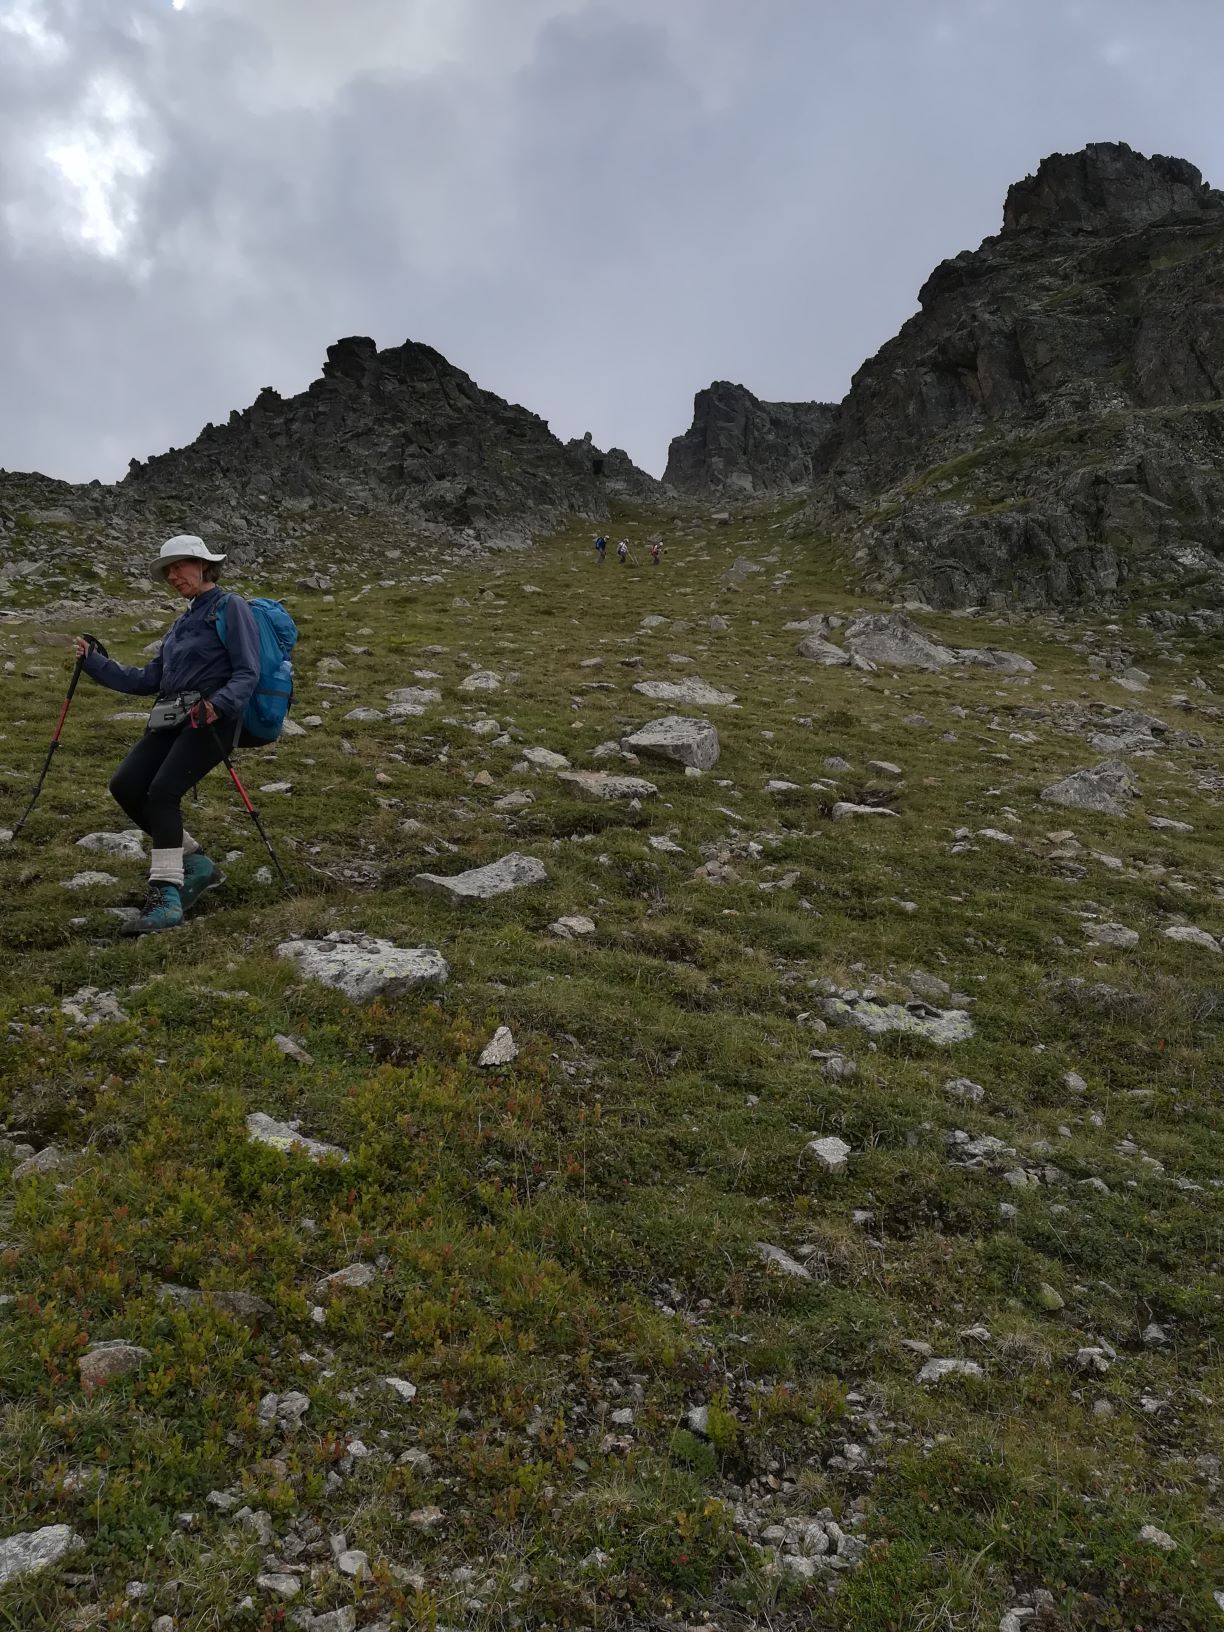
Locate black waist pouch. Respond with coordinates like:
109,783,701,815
148,691,203,732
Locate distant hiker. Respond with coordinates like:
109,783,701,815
649,542,662,566
594,534,607,563
74,535,262,936
617,540,631,565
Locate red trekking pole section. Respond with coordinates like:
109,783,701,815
11,635,107,839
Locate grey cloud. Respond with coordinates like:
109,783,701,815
2,0,1224,484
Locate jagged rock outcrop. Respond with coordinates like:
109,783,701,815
803,142,1224,609
125,336,653,538
664,381,837,496
0,338,658,586
565,432,661,502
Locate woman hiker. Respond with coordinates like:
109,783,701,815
74,535,260,936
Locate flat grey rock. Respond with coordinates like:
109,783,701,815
557,770,659,802
632,678,737,706
521,746,570,770
61,870,118,890
0,1525,85,1588
246,1112,349,1164
621,715,720,770
832,802,898,820
384,686,441,717
315,1263,376,1295
823,995,974,1043
414,851,546,899
550,915,596,938
157,1284,274,1327
277,931,448,1000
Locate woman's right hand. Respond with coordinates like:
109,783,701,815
74,637,91,659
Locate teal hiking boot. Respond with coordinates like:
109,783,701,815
181,853,224,911
122,881,185,937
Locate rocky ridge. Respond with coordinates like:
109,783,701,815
669,143,1224,611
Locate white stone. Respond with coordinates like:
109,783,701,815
1138,1524,1176,1552
832,802,897,821
61,986,128,1028
343,707,385,722
380,1376,418,1402
478,1026,518,1067
276,932,448,1000
1148,816,1193,834
76,830,145,859
917,1357,984,1384
521,746,570,770
0,1525,84,1587
632,678,737,706
315,1263,376,1295
621,715,720,770
246,1113,349,1164
414,851,546,900
61,870,118,889
459,670,502,693
550,915,596,938
806,1136,852,1172
755,1242,812,1279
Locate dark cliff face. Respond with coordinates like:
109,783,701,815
664,382,838,496
121,336,654,537
798,142,1224,609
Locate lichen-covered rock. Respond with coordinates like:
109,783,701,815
276,931,447,1001
414,851,547,900
632,678,737,706
556,770,659,802
0,1525,85,1588
79,1340,152,1394
246,1113,349,1164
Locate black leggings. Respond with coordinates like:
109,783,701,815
109,723,233,849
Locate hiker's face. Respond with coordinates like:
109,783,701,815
164,560,207,597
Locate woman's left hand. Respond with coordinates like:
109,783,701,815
202,700,219,725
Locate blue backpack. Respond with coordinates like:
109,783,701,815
211,593,298,742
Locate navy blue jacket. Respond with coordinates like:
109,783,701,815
84,587,260,721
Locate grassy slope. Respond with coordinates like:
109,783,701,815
0,507,1221,1631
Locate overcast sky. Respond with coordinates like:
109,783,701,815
2,0,1223,484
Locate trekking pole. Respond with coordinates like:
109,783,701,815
11,634,107,838
206,721,295,893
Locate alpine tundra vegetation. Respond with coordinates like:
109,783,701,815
0,143,1222,1632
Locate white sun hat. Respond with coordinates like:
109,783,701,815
154,534,227,576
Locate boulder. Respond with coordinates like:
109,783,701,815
632,678,738,706
797,633,850,665
843,612,957,671
1040,759,1137,817
79,1340,152,1394
621,715,720,770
